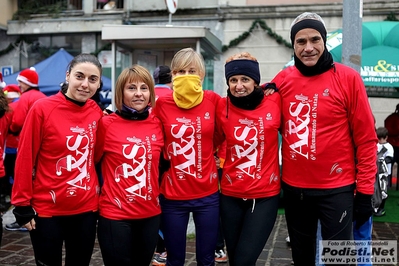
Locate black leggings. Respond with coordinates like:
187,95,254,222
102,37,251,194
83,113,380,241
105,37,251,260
284,189,353,266
97,215,160,266
29,211,98,266
220,194,279,266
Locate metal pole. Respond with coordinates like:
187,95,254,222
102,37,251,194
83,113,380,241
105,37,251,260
342,0,363,73
196,39,200,54
111,41,116,111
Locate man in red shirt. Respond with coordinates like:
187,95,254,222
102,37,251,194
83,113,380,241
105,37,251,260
9,67,46,135
271,12,377,266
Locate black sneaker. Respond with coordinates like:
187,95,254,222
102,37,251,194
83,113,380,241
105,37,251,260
374,209,386,217
5,221,28,231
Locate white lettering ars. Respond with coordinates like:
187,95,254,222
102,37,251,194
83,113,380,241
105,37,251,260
286,102,310,159
57,134,90,190
167,124,196,178
232,126,258,179
113,144,147,200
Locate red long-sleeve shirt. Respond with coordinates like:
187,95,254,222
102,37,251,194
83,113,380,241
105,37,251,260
272,63,377,195
153,91,220,200
0,113,11,177
95,112,164,220
6,101,20,149
11,92,103,216
10,88,46,135
215,93,281,199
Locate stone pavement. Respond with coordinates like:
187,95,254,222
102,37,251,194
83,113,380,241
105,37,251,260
0,211,398,266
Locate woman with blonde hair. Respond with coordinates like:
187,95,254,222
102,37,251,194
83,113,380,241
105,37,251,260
154,48,221,266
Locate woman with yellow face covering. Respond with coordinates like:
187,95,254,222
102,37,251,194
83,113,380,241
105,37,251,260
153,47,221,266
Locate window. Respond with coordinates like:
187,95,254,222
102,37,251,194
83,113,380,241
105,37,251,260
96,0,123,10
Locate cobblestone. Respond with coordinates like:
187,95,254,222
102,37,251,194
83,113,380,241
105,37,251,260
0,213,398,265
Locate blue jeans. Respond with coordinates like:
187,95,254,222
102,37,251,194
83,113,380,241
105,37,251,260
353,217,373,266
316,220,324,266
160,192,219,266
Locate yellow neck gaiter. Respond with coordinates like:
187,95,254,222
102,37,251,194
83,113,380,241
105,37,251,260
173,75,204,109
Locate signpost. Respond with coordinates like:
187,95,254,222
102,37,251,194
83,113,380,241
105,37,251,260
342,0,363,73
165,0,178,25
1,66,13,77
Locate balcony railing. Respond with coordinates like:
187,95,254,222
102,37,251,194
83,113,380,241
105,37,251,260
13,0,124,20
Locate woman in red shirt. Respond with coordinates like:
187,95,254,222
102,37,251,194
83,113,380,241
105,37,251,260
11,54,104,266
95,65,164,266
215,52,281,266
153,48,221,266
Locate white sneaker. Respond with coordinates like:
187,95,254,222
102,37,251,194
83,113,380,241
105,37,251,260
215,249,228,263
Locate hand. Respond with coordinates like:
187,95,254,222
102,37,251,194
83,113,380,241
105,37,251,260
13,205,36,228
264,88,275,96
214,156,221,169
24,218,36,231
103,108,113,116
262,82,278,96
353,192,373,229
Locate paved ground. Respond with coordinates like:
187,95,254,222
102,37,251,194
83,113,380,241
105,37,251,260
0,210,398,266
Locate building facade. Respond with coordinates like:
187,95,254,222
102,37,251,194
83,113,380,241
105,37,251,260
0,0,397,125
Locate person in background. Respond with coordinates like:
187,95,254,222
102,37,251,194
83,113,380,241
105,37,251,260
89,81,108,111
153,47,221,266
350,127,390,266
151,65,172,266
9,67,46,135
97,0,108,9
270,12,377,265
214,141,228,264
95,65,164,266
2,84,19,103
6,67,47,232
1,85,21,209
0,74,5,89
153,65,173,100
0,81,10,247
384,104,399,189
11,54,103,266
215,52,281,266
353,214,373,266
374,126,394,216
